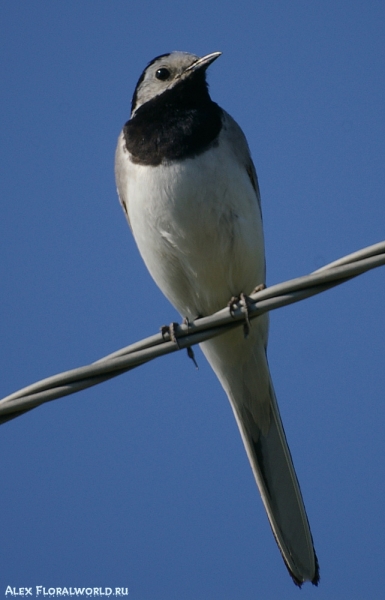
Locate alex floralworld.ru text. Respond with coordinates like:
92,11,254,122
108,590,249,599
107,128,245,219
5,588,129,597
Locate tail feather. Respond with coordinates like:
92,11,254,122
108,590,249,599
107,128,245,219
201,317,319,586
237,396,319,586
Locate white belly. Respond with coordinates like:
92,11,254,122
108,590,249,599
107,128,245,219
118,133,265,319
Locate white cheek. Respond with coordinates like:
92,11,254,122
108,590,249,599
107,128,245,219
135,80,171,111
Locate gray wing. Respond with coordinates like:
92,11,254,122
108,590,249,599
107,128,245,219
221,110,262,211
115,130,132,229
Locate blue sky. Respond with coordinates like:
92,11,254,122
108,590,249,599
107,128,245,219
1,2,385,599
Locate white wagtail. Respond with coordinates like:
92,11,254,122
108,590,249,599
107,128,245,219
115,51,319,586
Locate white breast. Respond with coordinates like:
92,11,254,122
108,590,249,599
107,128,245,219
115,117,265,319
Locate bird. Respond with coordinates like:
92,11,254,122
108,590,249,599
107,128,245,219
115,51,319,586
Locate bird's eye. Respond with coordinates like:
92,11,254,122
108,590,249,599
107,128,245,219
155,68,171,81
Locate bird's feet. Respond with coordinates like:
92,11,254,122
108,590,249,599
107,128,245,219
251,283,266,295
161,322,180,346
228,293,252,338
182,317,199,368
160,319,198,368
186,346,198,369
228,284,266,338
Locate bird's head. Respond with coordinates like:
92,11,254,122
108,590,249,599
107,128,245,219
130,51,222,116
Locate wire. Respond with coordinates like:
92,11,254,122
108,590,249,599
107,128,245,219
1,240,384,424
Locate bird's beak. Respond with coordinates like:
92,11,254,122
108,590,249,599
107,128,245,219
184,51,222,74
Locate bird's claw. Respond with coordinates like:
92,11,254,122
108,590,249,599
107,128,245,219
240,293,252,338
161,319,199,368
228,290,262,339
161,322,180,347
187,346,199,369
228,295,240,318
251,283,266,294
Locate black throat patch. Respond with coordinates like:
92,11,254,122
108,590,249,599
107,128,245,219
123,71,223,166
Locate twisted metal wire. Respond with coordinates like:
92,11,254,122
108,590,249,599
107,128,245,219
1,240,384,425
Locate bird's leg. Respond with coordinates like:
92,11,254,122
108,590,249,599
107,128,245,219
161,318,199,368
186,346,199,369
228,293,251,337
240,293,252,338
161,322,180,347
183,316,199,369
228,284,266,338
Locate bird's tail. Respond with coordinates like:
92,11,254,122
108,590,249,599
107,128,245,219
200,316,319,586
